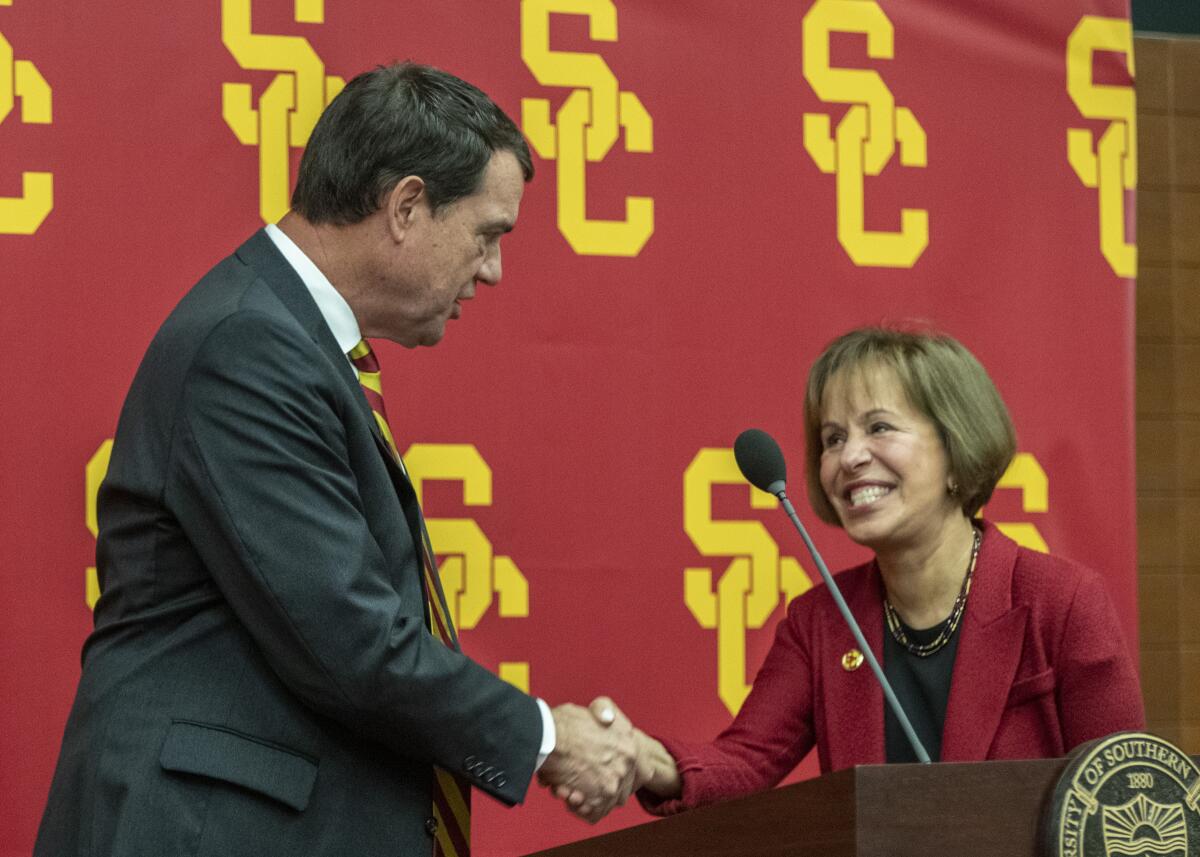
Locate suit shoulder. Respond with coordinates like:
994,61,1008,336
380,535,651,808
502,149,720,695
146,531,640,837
1009,544,1105,620
160,254,293,342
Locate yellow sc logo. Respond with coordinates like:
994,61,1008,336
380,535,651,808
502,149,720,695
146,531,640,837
221,0,344,223
1066,16,1136,278
683,449,812,714
521,0,654,257
0,0,52,235
802,0,927,268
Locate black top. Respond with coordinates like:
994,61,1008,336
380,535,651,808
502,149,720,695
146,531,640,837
883,614,962,763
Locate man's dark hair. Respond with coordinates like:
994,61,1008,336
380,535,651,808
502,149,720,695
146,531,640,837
292,62,534,225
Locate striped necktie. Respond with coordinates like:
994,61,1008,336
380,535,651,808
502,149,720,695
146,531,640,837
348,339,472,857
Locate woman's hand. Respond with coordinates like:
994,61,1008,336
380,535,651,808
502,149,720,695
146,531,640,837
629,725,682,799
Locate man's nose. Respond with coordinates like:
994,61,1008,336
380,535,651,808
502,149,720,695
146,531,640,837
478,244,501,286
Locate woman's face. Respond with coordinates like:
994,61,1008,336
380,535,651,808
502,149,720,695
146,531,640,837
817,363,961,554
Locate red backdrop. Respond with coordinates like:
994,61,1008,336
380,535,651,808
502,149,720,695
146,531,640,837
1,1,1136,854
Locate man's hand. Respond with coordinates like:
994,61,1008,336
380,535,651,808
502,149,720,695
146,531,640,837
538,698,637,823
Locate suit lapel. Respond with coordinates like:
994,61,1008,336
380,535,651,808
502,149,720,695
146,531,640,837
359,404,462,651
236,230,460,649
367,433,462,648
940,522,1027,760
821,565,886,770
236,231,409,481
353,393,462,651
234,230,366,405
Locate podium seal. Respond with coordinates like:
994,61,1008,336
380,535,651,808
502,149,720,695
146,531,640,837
1045,732,1200,857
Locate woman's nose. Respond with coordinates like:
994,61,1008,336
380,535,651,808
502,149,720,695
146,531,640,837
840,432,871,470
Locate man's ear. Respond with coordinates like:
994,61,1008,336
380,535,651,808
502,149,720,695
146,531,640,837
385,175,426,242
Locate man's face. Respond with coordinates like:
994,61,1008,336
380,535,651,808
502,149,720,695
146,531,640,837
371,150,525,347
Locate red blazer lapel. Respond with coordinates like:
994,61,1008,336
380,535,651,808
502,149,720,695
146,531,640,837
820,565,886,770
941,522,1028,761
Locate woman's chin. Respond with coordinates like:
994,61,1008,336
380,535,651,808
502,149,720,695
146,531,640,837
840,514,892,551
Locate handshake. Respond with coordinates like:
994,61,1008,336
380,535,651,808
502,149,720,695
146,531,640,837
538,698,679,823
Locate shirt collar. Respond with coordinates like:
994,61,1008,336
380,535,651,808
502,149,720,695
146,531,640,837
264,222,362,356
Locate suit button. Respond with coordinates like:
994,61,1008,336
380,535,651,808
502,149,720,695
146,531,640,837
425,816,439,836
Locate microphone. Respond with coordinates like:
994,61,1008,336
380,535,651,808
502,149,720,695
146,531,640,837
733,428,932,765
732,428,787,497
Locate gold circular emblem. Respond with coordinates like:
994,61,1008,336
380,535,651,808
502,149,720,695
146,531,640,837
841,649,863,671
1045,731,1200,857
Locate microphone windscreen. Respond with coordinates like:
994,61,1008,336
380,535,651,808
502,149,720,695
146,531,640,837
734,428,787,493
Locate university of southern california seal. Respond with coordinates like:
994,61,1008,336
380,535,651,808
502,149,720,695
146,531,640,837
1045,733,1200,857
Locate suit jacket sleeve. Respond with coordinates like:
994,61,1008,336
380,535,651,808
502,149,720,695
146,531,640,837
164,310,541,804
1055,567,1145,750
639,590,819,814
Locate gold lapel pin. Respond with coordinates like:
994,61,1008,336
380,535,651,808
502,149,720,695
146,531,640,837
842,649,864,671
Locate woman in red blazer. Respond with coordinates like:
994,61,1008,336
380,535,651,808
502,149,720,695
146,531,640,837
564,326,1145,818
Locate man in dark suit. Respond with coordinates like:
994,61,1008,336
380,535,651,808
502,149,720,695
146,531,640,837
36,62,632,857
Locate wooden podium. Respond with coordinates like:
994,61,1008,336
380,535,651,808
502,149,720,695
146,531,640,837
523,758,1068,857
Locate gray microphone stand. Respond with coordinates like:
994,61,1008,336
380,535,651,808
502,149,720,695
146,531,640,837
768,481,932,765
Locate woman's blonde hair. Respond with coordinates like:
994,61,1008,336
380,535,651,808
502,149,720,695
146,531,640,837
804,326,1017,525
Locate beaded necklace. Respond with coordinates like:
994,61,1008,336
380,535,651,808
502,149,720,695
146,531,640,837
883,526,981,658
